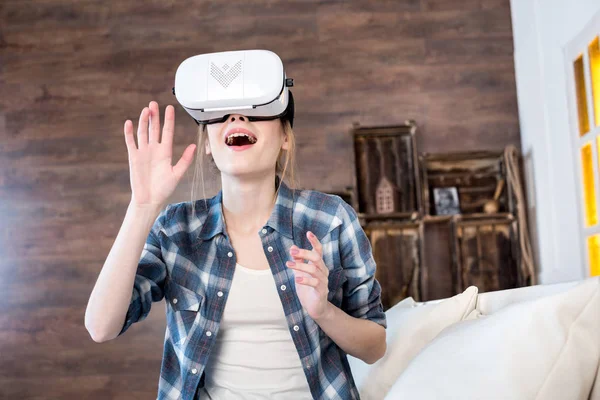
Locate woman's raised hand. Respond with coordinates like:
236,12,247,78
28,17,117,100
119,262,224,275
124,101,196,209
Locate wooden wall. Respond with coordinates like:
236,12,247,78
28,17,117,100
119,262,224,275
0,0,519,397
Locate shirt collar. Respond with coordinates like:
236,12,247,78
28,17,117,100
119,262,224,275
195,175,295,242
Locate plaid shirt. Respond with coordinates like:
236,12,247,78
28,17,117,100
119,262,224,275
117,176,387,399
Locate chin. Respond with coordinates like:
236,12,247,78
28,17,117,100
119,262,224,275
219,165,267,179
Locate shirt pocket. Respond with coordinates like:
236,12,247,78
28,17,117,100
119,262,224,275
165,279,204,347
327,267,346,307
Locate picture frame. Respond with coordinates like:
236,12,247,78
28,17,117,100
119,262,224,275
433,186,461,215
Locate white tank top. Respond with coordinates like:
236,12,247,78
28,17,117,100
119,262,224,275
201,263,313,399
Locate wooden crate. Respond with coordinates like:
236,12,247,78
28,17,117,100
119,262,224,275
364,220,423,309
420,150,515,217
351,121,422,221
450,214,522,294
420,219,455,301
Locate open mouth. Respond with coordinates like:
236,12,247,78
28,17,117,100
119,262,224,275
225,133,257,147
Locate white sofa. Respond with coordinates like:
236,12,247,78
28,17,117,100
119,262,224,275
349,276,600,400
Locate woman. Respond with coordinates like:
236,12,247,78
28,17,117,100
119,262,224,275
85,96,387,399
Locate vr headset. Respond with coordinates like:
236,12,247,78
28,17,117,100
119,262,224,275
173,49,295,128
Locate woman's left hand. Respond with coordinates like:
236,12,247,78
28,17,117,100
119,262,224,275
286,231,332,321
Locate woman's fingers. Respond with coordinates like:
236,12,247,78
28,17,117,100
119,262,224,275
124,119,137,151
289,245,329,277
172,143,197,181
137,107,150,149
295,274,320,288
287,261,325,290
148,101,161,144
161,105,175,152
290,247,320,264
125,102,191,207
286,261,327,282
306,231,323,257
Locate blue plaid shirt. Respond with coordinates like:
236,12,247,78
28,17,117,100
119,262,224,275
117,176,386,399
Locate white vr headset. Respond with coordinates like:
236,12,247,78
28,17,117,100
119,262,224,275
173,49,295,127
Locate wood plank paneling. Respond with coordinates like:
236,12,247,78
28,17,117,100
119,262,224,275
0,0,519,397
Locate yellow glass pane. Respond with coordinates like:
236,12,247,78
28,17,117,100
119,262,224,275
587,235,600,277
589,37,600,127
574,55,590,135
581,142,597,226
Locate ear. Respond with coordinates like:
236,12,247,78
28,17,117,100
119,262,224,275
205,137,212,155
281,131,289,151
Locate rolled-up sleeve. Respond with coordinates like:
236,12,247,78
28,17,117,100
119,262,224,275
117,204,172,336
336,200,387,329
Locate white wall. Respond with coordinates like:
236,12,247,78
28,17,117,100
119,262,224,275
511,0,600,284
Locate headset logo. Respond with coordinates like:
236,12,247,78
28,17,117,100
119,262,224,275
210,60,242,88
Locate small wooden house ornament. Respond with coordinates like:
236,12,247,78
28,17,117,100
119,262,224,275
376,176,399,213
374,138,402,214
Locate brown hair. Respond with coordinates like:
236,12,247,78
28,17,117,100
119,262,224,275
190,119,298,216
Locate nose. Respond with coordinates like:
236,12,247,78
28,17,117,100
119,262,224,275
228,114,247,123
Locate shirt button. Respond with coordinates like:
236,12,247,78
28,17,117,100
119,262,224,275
267,246,273,252
206,331,212,337
172,298,178,304
227,251,233,257
191,368,198,374
293,325,299,332
280,285,286,291
261,228,267,234
217,291,223,297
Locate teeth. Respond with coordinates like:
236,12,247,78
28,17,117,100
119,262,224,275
226,132,257,145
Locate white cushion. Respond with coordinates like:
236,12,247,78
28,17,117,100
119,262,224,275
475,279,583,315
348,296,415,389
349,286,479,399
385,276,600,400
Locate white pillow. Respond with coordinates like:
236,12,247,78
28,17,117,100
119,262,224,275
386,276,600,400
350,286,479,400
348,296,415,389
